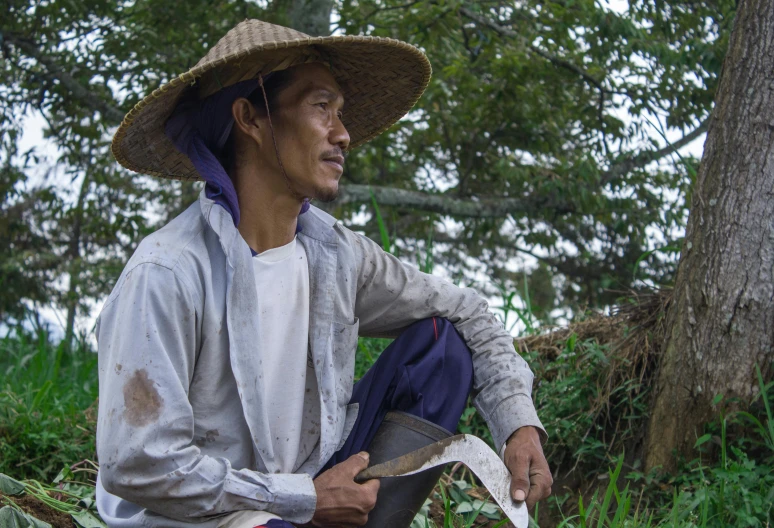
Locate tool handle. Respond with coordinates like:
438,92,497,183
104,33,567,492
353,471,371,484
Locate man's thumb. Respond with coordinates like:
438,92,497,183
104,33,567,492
345,451,370,475
511,474,529,502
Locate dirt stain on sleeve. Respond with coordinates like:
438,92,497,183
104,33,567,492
194,429,220,447
123,369,163,427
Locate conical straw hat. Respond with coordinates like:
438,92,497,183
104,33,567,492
111,19,432,181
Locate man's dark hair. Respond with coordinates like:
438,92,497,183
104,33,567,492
217,68,296,175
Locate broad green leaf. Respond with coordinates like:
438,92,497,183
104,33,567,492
451,480,470,491
77,497,95,510
475,501,499,515
0,507,52,528
448,484,470,505
0,473,25,495
53,466,74,485
410,512,430,528
694,433,713,448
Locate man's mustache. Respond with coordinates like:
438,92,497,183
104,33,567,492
321,148,348,165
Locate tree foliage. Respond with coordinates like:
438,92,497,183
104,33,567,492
334,0,733,306
0,0,734,336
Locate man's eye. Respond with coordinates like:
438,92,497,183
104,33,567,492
317,102,328,109
337,111,343,120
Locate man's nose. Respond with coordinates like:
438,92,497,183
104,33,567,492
331,116,350,151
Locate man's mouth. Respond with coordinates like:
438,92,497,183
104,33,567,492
322,155,345,172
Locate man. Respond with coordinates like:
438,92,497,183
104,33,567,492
97,19,551,528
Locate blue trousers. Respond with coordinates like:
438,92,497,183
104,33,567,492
256,318,474,528
323,317,474,469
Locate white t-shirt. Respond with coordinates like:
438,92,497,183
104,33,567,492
252,237,320,473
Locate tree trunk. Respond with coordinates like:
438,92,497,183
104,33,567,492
63,174,89,350
644,0,774,472
288,0,333,36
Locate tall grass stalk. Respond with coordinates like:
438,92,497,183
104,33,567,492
370,189,393,254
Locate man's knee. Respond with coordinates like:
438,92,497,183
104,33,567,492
432,318,473,384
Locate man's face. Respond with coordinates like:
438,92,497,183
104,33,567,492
260,63,349,202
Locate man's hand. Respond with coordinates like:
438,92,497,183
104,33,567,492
310,452,380,528
503,426,552,510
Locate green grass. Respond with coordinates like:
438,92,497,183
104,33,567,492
0,329,98,481
359,327,773,527
1,320,772,528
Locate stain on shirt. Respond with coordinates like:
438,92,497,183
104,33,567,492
123,369,163,427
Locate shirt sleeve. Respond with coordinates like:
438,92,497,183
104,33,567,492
345,230,546,451
96,262,316,523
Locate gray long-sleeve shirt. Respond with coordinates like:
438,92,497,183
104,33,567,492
95,190,544,527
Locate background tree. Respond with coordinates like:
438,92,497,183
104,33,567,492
644,0,774,472
332,0,732,310
1,0,269,342
1,0,733,338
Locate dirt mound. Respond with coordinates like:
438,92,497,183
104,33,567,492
1,493,75,527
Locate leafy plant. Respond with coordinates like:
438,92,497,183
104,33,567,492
492,286,536,336
0,466,105,528
446,480,501,522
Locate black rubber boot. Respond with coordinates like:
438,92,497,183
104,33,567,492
362,411,452,528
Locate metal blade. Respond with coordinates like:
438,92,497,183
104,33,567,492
355,434,528,528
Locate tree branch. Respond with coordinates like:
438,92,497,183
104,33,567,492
332,119,708,218
333,184,531,217
601,120,709,183
5,33,126,124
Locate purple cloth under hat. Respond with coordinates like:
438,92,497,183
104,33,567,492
164,76,310,232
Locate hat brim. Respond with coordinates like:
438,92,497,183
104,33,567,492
111,36,431,180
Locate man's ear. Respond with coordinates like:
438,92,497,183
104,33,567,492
231,97,262,147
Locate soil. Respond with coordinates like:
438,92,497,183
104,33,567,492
0,493,75,528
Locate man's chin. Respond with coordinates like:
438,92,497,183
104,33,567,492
313,185,340,203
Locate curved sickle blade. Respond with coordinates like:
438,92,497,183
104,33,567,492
355,434,528,528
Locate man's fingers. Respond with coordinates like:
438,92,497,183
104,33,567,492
311,452,381,528
526,466,553,509
361,476,380,494
509,454,531,502
357,466,380,513
527,459,554,509
360,478,380,506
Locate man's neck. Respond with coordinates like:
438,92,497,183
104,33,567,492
233,165,304,254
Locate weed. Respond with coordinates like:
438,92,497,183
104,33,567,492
370,189,394,254
0,329,97,481
492,276,538,335
1,288,771,528
0,464,105,527
355,336,392,381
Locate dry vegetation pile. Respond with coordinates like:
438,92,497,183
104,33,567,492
1,493,75,527
516,289,672,479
